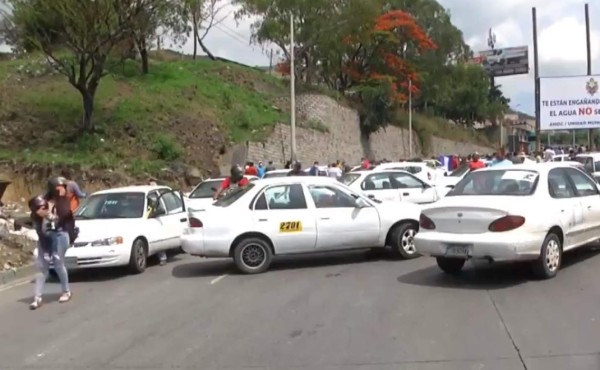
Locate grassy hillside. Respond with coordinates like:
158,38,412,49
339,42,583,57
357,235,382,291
0,51,492,178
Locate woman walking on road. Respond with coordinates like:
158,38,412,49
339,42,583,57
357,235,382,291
29,177,74,310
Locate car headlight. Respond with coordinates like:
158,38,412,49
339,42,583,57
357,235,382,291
91,236,124,246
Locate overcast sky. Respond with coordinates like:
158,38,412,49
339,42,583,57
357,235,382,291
2,0,599,115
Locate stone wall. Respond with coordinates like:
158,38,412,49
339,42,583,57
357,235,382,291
243,94,493,166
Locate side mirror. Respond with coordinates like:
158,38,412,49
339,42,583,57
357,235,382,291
151,207,166,218
367,194,375,199
355,198,368,208
444,172,448,176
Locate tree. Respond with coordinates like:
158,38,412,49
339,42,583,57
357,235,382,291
173,0,226,60
4,0,145,132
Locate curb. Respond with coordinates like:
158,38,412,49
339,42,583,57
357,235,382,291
0,263,36,287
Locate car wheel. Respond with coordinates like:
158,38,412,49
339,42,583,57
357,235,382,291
389,222,420,259
128,238,148,274
436,257,465,275
233,237,273,274
532,233,562,279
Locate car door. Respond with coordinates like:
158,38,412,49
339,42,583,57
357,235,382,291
547,169,582,247
563,167,600,243
359,172,402,201
251,183,317,254
157,189,188,249
145,190,170,253
389,171,437,204
308,184,380,250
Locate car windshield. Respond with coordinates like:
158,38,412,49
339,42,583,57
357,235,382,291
75,192,145,219
340,173,361,185
447,169,539,196
449,164,470,177
213,183,255,207
263,171,288,178
189,179,223,199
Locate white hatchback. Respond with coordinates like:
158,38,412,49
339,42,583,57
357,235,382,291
340,170,441,204
415,163,600,279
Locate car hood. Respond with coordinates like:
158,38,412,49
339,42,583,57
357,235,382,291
76,218,146,242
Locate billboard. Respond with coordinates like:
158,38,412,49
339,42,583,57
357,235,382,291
477,46,529,77
540,76,600,131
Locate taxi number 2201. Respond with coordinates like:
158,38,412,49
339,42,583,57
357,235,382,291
279,221,302,232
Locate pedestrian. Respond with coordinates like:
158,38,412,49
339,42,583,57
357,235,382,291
265,161,276,173
287,162,306,176
309,161,319,176
30,177,75,310
60,169,87,212
257,161,266,178
468,152,485,171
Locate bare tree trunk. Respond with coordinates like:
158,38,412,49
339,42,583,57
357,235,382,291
196,31,215,60
81,91,95,132
139,38,149,74
192,12,198,59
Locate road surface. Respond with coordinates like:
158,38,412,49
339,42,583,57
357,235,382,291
1,247,600,370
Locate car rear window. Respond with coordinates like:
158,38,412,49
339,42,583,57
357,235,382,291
213,183,255,207
340,173,360,185
189,180,222,199
448,170,539,196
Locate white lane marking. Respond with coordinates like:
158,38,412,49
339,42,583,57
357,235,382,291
210,274,228,285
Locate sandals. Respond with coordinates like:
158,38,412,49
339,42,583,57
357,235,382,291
29,297,42,310
58,292,72,303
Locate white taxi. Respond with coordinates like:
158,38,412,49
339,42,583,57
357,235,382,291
374,162,439,184
181,177,422,273
340,170,441,204
415,163,600,279
65,186,188,273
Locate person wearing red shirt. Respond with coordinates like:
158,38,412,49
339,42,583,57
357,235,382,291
213,166,249,199
468,153,485,171
244,162,258,176
361,157,371,169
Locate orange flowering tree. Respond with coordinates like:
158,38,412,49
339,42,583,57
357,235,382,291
341,10,436,134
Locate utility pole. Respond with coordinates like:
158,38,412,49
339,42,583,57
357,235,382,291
488,28,501,150
532,7,541,152
408,79,413,158
269,48,273,73
290,14,297,162
585,3,593,150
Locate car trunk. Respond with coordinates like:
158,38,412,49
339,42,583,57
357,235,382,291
423,205,509,234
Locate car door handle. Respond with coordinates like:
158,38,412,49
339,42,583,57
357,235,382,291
561,209,565,212
180,218,187,222
258,218,268,222
320,217,330,220
402,192,409,196
587,205,592,209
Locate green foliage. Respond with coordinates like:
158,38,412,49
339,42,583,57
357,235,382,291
153,134,182,161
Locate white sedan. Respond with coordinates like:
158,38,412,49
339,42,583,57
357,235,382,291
64,186,188,273
185,175,257,210
340,170,441,204
415,162,600,279
181,177,422,273
373,162,439,184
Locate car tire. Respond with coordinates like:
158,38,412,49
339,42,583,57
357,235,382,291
128,238,148,274
233,237,273,274
389,222,419,259
436,257,465,275
532,233,562,279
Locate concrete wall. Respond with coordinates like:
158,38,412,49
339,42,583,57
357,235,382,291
245,94,493,166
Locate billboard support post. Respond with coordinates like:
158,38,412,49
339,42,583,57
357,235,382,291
586,3,593,150
532,7,541,152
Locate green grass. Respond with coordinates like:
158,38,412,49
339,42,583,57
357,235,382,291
0,55,288,174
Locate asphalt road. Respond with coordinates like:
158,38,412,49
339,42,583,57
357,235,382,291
1,247,600,370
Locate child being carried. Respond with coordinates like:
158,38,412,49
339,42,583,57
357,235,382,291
28,196,59,261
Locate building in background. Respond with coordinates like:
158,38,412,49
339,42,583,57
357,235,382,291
502,111,535,153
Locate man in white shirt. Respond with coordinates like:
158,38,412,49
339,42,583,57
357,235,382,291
328,163,342,179
543,146,555,162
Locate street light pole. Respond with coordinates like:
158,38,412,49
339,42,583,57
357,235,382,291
289,14,296,162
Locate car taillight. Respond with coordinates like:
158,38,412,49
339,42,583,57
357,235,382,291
488,216,525,232
419,213,435,230
189,217,203,228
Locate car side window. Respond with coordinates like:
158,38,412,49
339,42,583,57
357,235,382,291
390,172,424,188
547,169,575,199
594,161,600,173
162,191,183,214
564,168,599,197
146,191,166,215
309,185,357,208
262,184,307,210
361,173,392,191
253,192,268,210
584,158,594,173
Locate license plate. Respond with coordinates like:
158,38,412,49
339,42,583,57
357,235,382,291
445,244,470,257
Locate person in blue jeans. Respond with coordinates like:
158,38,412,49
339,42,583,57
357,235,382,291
29,177,74,310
